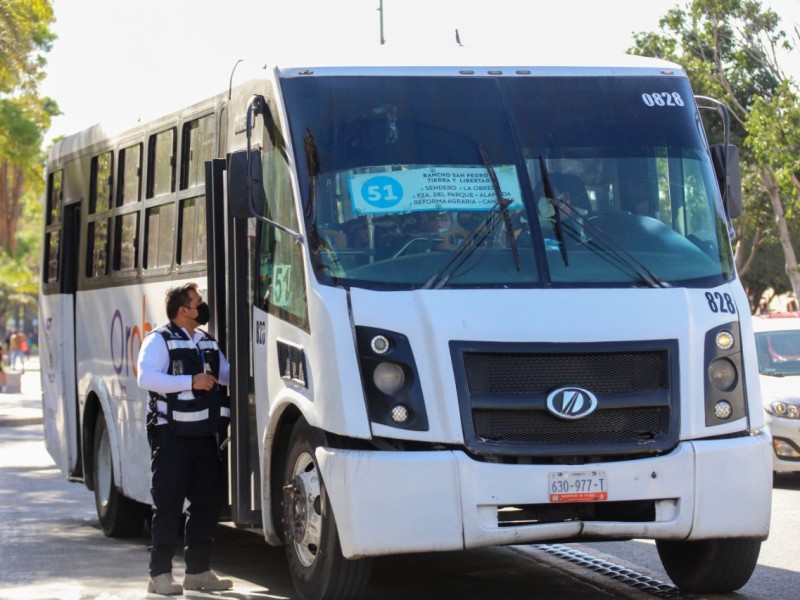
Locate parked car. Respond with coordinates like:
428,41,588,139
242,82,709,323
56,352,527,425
753,313,800,474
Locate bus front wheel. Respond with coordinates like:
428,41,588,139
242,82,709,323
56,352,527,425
92,413,145,537
281,420,372,600
656,537,761,593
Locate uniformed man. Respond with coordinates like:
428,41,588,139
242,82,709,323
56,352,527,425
137,282,233,595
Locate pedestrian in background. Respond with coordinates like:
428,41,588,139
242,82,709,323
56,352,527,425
0,342,7,393
9,329,25,372
137,282,232,595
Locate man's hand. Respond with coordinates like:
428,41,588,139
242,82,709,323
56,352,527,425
192,372,218,391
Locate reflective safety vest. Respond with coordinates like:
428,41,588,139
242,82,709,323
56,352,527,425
146,322,231,436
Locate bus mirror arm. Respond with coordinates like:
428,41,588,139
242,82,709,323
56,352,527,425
696,95,743,220
227,97,303,243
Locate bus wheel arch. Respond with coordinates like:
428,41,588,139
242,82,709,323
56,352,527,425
280,418,373,600
91,410,147,537
82,390,146,538
266,403,302,544
81,392,103,491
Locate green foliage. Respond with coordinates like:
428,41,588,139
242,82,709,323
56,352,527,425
631,0,800,296
0,0,55,328
746,80,800,205
0,0,55,93
742,241,789,302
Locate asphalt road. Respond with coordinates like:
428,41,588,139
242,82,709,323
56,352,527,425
0,361,639,600
3,360,800,599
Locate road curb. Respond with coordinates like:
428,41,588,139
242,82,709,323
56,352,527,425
0,417,43,428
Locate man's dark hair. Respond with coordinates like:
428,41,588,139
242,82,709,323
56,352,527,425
165,283,199,320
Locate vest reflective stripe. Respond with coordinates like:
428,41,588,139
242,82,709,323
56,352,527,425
172,408,210,422
155,399,168,416
197,340,219,351
166,339,195,351
220,406,231,418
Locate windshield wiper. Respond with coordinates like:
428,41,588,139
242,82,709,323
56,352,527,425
480,145,520,271
539,157,569,267
422,204,500,289
422,146,520,289
538,157,668,289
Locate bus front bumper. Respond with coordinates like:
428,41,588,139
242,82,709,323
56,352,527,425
316,432,772,559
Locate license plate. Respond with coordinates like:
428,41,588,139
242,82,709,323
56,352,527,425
549,470,608,502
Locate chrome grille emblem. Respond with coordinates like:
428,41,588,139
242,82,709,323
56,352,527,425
546,387,598,420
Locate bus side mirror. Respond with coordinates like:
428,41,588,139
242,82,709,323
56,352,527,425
228,149,266,219
711,144,743,219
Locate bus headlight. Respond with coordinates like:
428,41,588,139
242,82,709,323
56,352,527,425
704,322,746,426
356,326,429,431
708,358,737,391
373,362,405,395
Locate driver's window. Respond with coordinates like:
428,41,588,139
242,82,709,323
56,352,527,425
257,145,309,331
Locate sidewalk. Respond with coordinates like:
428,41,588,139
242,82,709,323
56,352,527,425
0,356,42,427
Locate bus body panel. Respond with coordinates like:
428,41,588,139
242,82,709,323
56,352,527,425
319,432,771,559
73,280,196,503
348,284,754,442
253,288,373,439
40,293,79,476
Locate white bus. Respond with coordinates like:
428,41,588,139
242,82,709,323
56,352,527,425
40,52,772,599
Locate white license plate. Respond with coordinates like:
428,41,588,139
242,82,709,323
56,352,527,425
549,470,608,502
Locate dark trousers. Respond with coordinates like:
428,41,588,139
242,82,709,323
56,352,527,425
148,426,222,576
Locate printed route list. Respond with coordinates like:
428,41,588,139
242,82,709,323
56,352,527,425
349,166,522,215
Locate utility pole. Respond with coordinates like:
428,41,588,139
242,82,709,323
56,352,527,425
378,0,385,45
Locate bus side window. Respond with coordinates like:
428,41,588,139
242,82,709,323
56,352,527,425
177,196,207,265
113,212,139,271
147,128,176,199
118,143,142,206
144,203,175,269
86,218,110,278
257,144,309,331
44,169,63,285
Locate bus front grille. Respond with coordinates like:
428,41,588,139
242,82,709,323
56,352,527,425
473,407,663,445
450,340,679,459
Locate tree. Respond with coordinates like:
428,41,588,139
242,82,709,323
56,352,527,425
0,0,55,94
631,0,800,298
0,0,57,331
0,0,58,257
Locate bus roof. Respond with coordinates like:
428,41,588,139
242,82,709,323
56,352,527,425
268,46,684,78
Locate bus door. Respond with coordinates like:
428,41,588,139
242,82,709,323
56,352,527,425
42,200,81,478
205,158,262,526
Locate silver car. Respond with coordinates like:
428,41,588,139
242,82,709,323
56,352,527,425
753,314,800,474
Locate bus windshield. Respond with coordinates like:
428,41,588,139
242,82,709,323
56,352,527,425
281,74,734,290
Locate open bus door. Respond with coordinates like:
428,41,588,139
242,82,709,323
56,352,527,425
41,200,82,479
205,158,262,527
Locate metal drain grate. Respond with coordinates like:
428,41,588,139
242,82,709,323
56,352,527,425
532,543,688,598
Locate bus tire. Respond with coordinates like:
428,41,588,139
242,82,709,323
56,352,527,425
281,420,373,600
93,413,145,537
656,537,761,593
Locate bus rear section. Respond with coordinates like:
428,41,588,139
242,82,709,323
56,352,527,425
234,58,770,599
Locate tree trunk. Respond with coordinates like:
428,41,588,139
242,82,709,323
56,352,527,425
760,166,800,299
733,224,762,278
0,158,25,256
0,160,8,253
